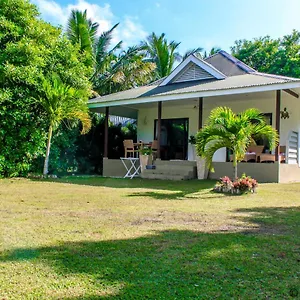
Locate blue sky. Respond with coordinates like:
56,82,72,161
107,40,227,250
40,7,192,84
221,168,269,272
32,0,300,54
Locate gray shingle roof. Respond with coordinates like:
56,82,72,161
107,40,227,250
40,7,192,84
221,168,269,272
89,51,300,106
89,73,300,105
204,50,255,76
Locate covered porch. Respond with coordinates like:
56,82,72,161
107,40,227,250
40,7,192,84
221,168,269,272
90,87,300,182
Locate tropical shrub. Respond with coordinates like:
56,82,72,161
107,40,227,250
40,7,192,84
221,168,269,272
196,107,278,179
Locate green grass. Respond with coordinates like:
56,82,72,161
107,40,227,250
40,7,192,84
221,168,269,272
0,177,299,299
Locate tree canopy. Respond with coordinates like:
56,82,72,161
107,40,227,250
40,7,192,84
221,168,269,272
0,0,91,177
141,32,181,79
231,30,300,78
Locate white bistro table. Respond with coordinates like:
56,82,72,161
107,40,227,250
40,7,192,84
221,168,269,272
120,157,141,179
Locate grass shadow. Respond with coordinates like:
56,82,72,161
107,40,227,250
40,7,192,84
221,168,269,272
32,176,216,195
1,206,300,299
127,188,242,201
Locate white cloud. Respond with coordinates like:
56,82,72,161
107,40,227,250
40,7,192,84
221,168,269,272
155,2,161,8
32,0,65,25
115,17,148,48
32,0,148,46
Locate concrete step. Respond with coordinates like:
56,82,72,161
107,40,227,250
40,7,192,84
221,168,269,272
144,166,196,174
141,160,197,180
142,167,196,176
141,173,190,180
155,160,196,167
141,169,196,180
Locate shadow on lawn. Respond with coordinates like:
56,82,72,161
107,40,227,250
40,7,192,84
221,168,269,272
127,189,240,200
34,177,216,200
1,206,300,299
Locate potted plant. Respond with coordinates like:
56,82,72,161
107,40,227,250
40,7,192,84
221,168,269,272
139,147,153,172
190,134,208,179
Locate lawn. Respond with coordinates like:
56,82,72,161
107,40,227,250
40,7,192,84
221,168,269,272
0,177,299,299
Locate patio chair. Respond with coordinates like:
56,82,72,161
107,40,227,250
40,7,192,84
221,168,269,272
123,140,138,158
229,145,264,162
259,146,286,163
243,145,264,162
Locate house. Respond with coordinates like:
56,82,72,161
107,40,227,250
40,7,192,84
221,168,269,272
89,50,300,183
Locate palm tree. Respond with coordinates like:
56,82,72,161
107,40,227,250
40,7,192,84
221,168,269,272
196,107,278,179
40,73,91,175
93,45,155,95
67,9,98,56
203,46,221,58
66,10,156,95
182,47,204,60
141,32,181,79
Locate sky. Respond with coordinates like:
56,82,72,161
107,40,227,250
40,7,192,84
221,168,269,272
31,0,300,54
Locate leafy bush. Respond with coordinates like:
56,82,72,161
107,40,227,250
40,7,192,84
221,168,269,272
233,174,258,193
139,147,153,155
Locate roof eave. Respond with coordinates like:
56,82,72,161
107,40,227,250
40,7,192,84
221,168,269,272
88,81,300,109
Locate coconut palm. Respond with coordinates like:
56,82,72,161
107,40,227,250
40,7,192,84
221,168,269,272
203,46,222,58
141,32,181,79
92,23,122,80
66,10,156,94
196,107,278,179
182,47,204,60
40,73,91,175
67,9,98,55
93,45,155,95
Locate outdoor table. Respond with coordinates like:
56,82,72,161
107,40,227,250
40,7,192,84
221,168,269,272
120,157,141,179
133,142,152,148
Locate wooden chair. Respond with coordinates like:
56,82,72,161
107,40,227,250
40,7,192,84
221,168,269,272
123,140,138,158
243,145,264,162
259,146,286,163
229,145,264,162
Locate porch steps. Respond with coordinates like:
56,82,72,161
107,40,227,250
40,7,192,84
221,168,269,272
141,160,197,180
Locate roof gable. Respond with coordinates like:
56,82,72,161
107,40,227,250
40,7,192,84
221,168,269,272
205,50,256,76
159,54,226,86
171,61,215,83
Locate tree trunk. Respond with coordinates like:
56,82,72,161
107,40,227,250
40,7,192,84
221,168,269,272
43,124,53,176
233,152,238,180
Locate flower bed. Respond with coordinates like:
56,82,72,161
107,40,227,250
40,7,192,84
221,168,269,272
213,174,258,194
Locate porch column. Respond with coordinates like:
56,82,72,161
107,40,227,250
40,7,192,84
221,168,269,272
157,101,162,159
275,90,281,162
198,97,203,130
104,106,109,158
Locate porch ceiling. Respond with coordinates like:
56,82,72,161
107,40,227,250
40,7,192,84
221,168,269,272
90,105,138,119
89,87,300,117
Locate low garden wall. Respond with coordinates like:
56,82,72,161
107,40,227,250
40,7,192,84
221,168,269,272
210,162,279,183
103,158,130,177
279,164,300,183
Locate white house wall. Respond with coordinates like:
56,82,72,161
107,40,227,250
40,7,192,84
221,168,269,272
136,91,300,161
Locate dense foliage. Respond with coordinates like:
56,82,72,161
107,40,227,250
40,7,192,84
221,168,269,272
37,115,136,175
231,30,300,77
0,0,91,177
